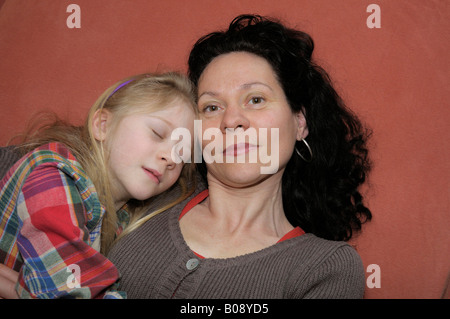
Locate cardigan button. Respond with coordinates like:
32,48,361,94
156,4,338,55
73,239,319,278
186,258,199,270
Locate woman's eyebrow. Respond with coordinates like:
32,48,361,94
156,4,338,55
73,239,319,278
198,82,273,99
240,82,273,92
198,91,218,99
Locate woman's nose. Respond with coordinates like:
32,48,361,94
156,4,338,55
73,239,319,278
220,104,250,133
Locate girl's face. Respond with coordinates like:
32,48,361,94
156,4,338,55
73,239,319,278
100,100,195,208
197,51,308,187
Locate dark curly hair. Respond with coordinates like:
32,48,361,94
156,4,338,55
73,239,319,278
188,14,372,241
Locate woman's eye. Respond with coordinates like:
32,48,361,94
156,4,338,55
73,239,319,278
248,96,265,105
203,105,220,112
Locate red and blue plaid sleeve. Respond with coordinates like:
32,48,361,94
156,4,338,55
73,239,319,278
15,163,122,298
1,143,126,298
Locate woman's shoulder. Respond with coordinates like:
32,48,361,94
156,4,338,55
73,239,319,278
286,233,363,265
281,234,365,298
269,233,364,284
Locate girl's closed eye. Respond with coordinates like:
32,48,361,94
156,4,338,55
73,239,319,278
146,118,169,140
152,129,164,140
149,122,168,140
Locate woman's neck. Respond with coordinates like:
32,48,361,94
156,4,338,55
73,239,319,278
203,171,293,237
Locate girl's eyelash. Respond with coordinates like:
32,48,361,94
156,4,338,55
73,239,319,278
152,129,163,139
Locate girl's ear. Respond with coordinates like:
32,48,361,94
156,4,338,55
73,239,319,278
92,109,112,142
296,110,309,141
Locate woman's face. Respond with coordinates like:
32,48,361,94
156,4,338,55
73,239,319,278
197,51,308,187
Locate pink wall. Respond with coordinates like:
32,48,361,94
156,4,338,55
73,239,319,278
0,0,448,299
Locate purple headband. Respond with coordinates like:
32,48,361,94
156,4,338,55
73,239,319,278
107,79,135,99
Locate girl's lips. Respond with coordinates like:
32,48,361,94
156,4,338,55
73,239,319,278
223,143,258,156
143,168,161,184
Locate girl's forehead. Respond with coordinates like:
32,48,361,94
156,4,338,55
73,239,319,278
141,102,195,122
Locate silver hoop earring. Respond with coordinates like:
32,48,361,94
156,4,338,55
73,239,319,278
295,139,313,162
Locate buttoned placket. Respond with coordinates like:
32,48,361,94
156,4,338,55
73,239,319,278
171,257,201,298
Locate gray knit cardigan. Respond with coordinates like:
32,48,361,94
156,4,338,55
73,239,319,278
108,181,366,299
0,146,21,179
0,147,365,299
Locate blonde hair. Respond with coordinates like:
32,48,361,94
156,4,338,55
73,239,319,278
14,72,198,254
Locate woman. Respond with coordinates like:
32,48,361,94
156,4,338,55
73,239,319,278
0,72,197,298
108,14,372,298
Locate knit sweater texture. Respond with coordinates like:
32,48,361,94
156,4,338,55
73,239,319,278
0,147,366,299
108,182,366,299
0,146,21,179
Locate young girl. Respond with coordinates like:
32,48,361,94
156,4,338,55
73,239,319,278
0,72,197,298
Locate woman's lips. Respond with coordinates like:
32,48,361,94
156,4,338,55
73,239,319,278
143,168,161,184
223,143,258,157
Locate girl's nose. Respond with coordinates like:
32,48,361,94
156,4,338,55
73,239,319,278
158,143,176,170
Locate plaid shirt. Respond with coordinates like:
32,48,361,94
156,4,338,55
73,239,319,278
0,143,129,298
